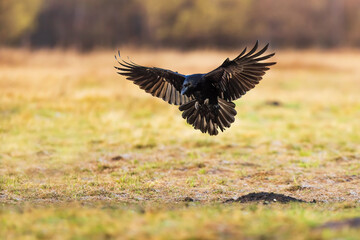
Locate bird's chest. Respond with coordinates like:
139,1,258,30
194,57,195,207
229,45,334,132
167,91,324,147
193,83,218,104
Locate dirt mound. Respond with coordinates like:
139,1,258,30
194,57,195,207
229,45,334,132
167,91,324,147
225,192,308,203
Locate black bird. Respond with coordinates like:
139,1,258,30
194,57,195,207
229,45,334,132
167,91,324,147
115,41,276,135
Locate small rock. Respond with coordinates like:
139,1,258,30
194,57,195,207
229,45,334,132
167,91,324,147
111,154,131,161
111,156,124,161
223,198,236,203
266,100,282,106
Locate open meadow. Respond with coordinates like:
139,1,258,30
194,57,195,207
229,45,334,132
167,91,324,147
0,48,359,239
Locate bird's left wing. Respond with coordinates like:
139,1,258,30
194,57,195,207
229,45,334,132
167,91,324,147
115,52,192,105
203,41,276,101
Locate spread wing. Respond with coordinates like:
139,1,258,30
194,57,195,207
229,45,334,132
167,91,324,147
204,41,276,101
115,52,192,105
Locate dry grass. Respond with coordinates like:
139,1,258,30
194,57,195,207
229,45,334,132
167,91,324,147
0,47,359,239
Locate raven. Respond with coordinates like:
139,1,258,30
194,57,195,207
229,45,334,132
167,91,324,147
115,41,276,136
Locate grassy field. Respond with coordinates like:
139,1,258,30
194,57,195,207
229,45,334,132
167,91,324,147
0,48,359,239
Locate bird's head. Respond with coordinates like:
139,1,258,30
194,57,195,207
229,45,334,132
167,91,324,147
181,81,194,95
181,75,202,95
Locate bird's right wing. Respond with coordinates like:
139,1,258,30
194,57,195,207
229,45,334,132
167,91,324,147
203,41,276,101
115,52,192,105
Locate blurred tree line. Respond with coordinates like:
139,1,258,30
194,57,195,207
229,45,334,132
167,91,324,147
1,0,360,50
0,0,43,45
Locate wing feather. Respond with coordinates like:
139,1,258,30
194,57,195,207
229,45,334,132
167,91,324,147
204,41,276,101
115,51,192,105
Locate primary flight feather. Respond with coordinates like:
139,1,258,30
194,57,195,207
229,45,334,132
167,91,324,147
115,41,276,136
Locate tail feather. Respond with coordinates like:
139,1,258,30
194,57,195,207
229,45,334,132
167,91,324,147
179,98,237,136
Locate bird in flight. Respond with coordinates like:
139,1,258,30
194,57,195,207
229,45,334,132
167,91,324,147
115,41,276,136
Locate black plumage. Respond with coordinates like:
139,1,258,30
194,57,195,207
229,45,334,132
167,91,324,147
115,41,276,136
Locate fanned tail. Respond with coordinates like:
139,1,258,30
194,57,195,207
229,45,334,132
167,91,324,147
179,98,237,136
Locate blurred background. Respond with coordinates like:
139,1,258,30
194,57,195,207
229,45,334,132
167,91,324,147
1,0,360,51
1,0,360,224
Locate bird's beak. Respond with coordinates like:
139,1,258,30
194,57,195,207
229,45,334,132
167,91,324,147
181,86,188,95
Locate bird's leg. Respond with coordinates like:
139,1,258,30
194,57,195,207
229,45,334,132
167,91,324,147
206,96,220,113
209,104,220,113
195,101,200,110
203,98,220,116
